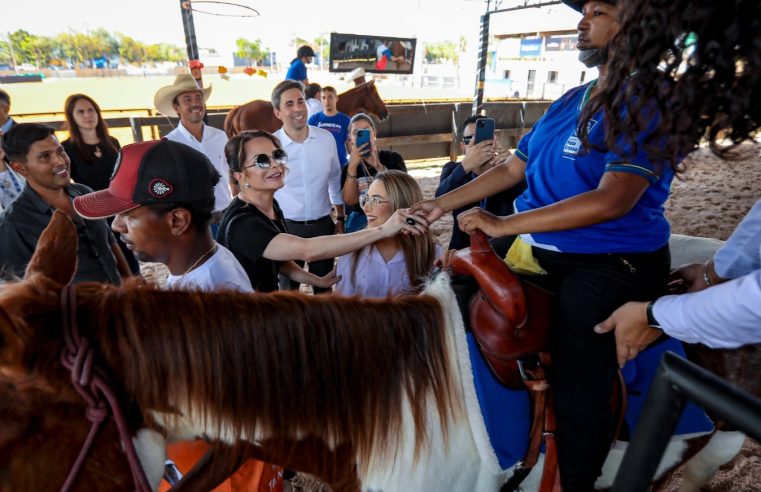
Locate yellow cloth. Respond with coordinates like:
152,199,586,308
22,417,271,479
504,237,547,275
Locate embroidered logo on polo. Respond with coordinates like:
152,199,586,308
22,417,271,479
148,179,173,198
563,118,599,158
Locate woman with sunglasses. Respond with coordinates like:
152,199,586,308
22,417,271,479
219,130,427,293
336,170,441,297
341,113,407,232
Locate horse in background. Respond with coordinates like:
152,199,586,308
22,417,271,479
223,80,390,138
1,214,759,492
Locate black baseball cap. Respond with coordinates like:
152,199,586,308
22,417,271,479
74,139,219,219
562,0,618,12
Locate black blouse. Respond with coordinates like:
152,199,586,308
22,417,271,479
63,137,121,192
217,197,288,292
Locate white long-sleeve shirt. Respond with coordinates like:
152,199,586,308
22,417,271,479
654,199,761,348
274,126,343,221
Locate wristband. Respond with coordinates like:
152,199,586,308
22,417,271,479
703,261,713,286
646,302,662,330
336,216,346,222
346,173,358,179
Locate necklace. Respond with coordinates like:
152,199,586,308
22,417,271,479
179,243,218,278
93,145,102,158
237,193,284,233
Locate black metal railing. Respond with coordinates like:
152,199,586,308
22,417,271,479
612,351,761,492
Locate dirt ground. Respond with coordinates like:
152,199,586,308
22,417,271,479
144,143,761,491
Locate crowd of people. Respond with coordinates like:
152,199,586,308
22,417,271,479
1,0,760,489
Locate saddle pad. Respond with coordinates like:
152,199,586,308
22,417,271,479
621,337,714,437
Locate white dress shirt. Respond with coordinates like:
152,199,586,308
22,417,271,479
165,122,232,213
654,199,761,348
274,125,343,221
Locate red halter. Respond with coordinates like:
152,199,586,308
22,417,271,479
59,284,153,492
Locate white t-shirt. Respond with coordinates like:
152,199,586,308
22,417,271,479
166,243,253,293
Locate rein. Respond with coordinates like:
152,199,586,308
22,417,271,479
58,284,153,492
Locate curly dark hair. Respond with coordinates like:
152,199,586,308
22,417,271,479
579,0,761,169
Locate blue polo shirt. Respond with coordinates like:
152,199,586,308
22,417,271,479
285,59,307,81
308,112,351,165
514,81,675,254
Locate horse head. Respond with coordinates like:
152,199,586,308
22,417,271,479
338,80,390,121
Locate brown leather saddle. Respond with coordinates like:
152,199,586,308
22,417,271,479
442,231,554,388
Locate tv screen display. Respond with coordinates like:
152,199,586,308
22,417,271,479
329,33,416,74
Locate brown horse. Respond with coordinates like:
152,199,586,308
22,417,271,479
223,80,390,138
1,214,759,492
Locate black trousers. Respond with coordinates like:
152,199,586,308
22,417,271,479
279,216,335,294
531,245,670,491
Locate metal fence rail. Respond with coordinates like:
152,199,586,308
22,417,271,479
612,351,761,492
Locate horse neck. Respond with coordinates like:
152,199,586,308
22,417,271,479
337,85,370,116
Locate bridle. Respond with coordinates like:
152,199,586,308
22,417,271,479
58,284,153,492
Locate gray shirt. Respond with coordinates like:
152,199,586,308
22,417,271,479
0,183,121,284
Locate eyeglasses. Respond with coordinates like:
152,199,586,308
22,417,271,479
244,149,288,170
462,135,474,145
359,194,389,209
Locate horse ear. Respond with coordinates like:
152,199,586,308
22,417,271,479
25,210,78,285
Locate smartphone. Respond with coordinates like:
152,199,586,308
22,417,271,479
355,129,372,157
474,118,495,144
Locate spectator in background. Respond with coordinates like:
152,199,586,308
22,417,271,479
154,74,235,235
62,93,139,273
336,170,441,297
0,131,25,210
304,82,324,118
308,86,350,167
436,115,524,252
375,41,404,70
0,89,16,134
285,45,315,84
349,67,367,86
270,80,345,293
341,113,406,232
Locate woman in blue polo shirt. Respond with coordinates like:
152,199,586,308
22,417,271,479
413,1,678,490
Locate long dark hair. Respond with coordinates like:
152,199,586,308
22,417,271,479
63,94,118,163
579,0,761,169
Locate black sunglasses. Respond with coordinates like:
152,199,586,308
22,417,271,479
244,148,288,169
462,135,474,145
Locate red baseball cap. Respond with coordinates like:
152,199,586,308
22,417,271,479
73,139,220,219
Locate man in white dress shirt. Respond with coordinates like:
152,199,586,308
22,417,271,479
154,75,235,235
271,80,345,293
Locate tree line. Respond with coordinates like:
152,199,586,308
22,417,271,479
0,29,185,69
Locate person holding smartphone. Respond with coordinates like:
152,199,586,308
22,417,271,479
341,113,407,232
436,115,524,251
412,1,682,489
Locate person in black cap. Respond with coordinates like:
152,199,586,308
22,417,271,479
412,1,691,489
285,45,316,84
73,139,251,292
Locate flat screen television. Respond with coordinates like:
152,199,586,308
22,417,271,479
329,33,416,74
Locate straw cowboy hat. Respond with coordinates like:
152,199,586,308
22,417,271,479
154,74,212,117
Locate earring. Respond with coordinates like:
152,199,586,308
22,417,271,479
243,183,251,189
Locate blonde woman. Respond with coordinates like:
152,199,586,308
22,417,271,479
336,170,441,297
218,131,427,292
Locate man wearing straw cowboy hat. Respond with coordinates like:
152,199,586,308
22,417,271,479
154,74,234,234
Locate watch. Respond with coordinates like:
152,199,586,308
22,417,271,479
336,216,346,222
646,302,662,330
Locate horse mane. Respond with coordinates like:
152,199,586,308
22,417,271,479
64,281,458,471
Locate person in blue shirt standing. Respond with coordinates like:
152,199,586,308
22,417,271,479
285,45,315,84
308,86,350,167
413,1,680,489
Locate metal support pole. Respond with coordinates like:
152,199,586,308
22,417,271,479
613,352,761,492
472,11,490,115
180,1,200,62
